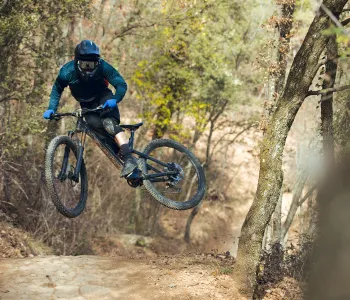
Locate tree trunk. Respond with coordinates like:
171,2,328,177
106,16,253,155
281,170,308,239
262,220,273,250
130,188,142,233
268,1,295,247
272,192,282,244
135,191,162,236
234,0,348,296
149,202,162,235
307,158,350,299
308,34,341,298
275,1,295,96
184,202,202,243
320,35,337,167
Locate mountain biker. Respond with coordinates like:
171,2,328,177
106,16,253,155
43,39,138,177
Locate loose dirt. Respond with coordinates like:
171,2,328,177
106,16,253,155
0,254,246,300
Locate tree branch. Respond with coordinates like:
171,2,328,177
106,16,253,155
298,184,317,206
0,96,20,103
307,84,350,96
113,21,158,39
341,17,350,26
316,53,350,71
208,124,256,165
321,3,344,29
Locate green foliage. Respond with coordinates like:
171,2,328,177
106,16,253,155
0,0,271,254
131,0,257,140
220,266,234,275
322,25,350,57
0,0,91,101
0,0,91,157
1,104,47,158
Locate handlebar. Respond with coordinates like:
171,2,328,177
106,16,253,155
50,106,105,120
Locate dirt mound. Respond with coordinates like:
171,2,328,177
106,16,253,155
0,221,52,258
0,254,244,300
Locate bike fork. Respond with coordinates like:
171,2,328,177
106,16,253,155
72,130,87,182
58,146,70,180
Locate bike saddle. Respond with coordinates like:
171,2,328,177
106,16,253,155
120,122,143,131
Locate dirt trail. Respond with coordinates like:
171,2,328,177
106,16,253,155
0,255,244,300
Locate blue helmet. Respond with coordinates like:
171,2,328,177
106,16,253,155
74,40,101,81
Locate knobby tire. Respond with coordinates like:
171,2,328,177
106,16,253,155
140,139,206,210
45,136,88,218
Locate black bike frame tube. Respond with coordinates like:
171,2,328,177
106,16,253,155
146,163,162,173
143,171,178,180
149,178,169,183
132,149,169,168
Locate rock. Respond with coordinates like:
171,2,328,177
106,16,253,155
219,280,231,289
168,283,176,288
135,237,146,247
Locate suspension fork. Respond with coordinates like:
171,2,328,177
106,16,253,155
58,146,71,180
58,130,78,181
71,129,87,182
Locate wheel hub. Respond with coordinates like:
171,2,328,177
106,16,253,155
167,163,184,185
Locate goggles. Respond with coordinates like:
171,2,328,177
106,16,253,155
77,60,99,71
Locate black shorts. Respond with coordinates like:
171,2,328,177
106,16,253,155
79,89,120,135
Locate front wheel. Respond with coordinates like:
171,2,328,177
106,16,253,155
140,139,206,210
45,135,88,218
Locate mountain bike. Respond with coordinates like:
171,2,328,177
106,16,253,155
45,106,206,218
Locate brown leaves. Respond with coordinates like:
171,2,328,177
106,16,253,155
265,16,294,30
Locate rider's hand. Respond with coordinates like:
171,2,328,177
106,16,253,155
43,109,55,119
102,99,117,109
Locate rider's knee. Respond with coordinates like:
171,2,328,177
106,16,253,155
102,118,123,136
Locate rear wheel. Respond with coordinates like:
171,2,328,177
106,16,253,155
140,139,206,210
45,136,88,218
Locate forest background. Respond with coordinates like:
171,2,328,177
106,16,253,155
1,0,350,298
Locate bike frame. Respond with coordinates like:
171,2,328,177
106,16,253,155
63,115,178,185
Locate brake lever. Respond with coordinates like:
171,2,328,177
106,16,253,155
83,106,104,114
96,105,111,114
74,109,83,117
50,115,61,121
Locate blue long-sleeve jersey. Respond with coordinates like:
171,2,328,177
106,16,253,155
48,59,127,111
